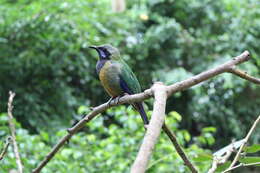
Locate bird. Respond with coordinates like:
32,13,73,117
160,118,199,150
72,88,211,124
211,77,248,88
89,44,149,125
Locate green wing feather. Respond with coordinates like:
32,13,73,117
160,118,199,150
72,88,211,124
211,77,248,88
119,60,141,94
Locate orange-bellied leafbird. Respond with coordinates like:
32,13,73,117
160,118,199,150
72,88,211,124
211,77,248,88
90,44,149,125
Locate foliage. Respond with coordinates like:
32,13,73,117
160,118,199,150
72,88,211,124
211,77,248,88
1,107,215,172
0,0,132,132
0,0,259,166
131,0,260,146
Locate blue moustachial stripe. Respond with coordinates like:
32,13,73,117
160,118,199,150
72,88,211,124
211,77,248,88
96,59,107,74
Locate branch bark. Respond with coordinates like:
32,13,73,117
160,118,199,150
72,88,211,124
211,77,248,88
33,50,257,172
225,115,260,172
208,139,244,173
208,147,234,173
223,162,260,173
166,51,251,95
131,83,167,173
7,91,23,173
228,66,260,84
162,124,198,173
0,136,12,161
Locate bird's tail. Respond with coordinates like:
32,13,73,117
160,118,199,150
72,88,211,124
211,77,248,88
133,102,149,125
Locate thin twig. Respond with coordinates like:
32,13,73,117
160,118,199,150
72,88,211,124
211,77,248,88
226,115,260,171
228,66,260,84
33,51,255,172
131,83,167,173
32,101,111,173
208,139,245,173
0,136,12,161
7,91,23,173
162,124,198,172
208,146,234,173
223,162,260,173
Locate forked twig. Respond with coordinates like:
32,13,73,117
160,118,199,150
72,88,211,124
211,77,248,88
7,91,23,173
224,115,260,172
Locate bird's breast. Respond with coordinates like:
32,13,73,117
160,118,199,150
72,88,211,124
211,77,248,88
98,61,123,97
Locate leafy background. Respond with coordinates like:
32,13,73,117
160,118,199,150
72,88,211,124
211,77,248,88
0,0,259,172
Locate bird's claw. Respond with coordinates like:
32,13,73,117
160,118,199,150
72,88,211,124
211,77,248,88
107,96,121,106
123,93,129,96
144,124,149,129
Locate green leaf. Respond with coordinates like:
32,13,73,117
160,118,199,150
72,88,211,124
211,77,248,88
169,111,182,122
193,153,213,162
202,127,216,133
77,105,90,114
180,130,191,142
244,144,260,153
239,157,260,164
215,161,231,172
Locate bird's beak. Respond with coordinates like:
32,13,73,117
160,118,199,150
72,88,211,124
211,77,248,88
89,45,98,50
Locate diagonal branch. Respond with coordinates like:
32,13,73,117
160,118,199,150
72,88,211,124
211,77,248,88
223,162,260,173
227,66,260,84
208,139,244,173
33,51,255,172
166,51,251,95
32,102,111,173
208,145,234,173
131,83,167,173
225,115,260,172
0,136,12,161
162,124,198,173
8,91,23,173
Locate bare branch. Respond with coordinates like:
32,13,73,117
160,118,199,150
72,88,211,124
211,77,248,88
208,146,234,173
226,115,260,171
32,101,111,173
228,66,260,84
131,83,167,173
162,124,198,173
223,162,260,173
7,91,23,173
166,51,251,95
33,51,254,172
208,139,245,173
0,136,12,161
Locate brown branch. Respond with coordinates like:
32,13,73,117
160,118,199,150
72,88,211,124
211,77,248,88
228,66,260,84
166,51,251,95
33,51,253,172
208,146,234,173
131,83,167,173
32,102,111,173
223,162,260,173
208,139,244,173
0,136,12,161
7,91,23,173
225,115,260,171
162,124,198,172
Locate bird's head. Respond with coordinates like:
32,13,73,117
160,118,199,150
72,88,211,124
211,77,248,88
89,44,121,60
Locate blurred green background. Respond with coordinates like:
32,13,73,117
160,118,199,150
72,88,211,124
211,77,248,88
0,0,259,172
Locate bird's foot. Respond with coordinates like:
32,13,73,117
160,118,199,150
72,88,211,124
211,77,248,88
123,92,129,96
107,96,121,106
115,96,120,104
